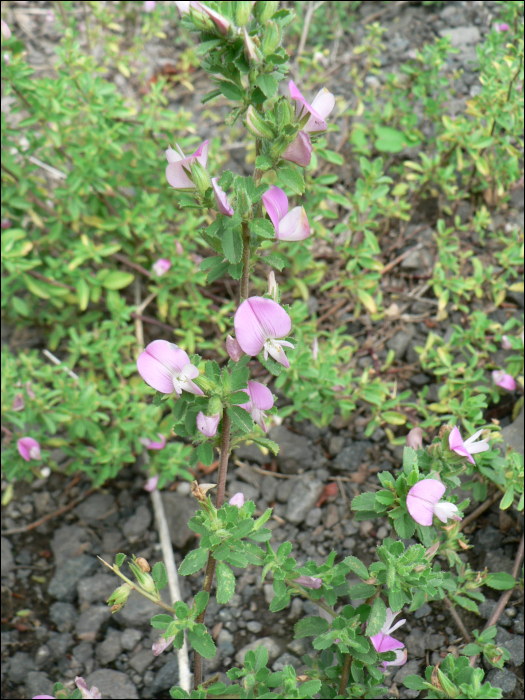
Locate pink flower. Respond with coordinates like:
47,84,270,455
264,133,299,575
226,335,243,362
239,380,274,432
197,411,221,437
144,475,160,492
152,635,175,656
406,479,462,526
243,27,259,63
406,427,424,450
12,394,25,412
262,186,309,241
294,575,322,589
501,335,512,350
448,426,489,465
144,0,156,11
211,177,234,216
195,2,231,35
140,433,167,450
494,22,510,32
1,19,11,40
289,81,335,134
17,437,41,462
492,370,516,392
46,10,55,22
282,131,313,167
234,297,294,368
165,140,209,190
370,608,408,671
175,1,192,14
137,339,204,397
152,258,171,276
75,677,102,699
229,492,245,507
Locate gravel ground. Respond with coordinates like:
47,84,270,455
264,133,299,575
1,1,524,699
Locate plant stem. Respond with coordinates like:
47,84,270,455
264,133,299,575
287,582,337,617
339,653,352,696
459,490,502,531
240,222,251,303
443,596,472,644
193,410,232,689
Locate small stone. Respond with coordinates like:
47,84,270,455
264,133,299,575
47,632,74,660
288,598,303,620
84,669,138,699
376,526,388,540
439,26,481,49
404,629,426,657
48,555,98,602
264,584,275,605
360,520,374,537
8,651,35,683
269,426,325,474
235,637,281,665
500,405,524,457
24,672,54,700
387,329,415,361
394,658,421,684
247,620,262,634
332,442,374,471
228,480,259,503
75,605,112,642
1,537,14,576
51,525,91,567
121,628,142,651
486,668,517,695
414,603,432,620
129,649,154,674
152,655,179,693
325,504,339,529
500,634,524,666
272,652,302,671
74,493,116,525
287,638,309,656
34,644,52,669
261,476,278,503
78,573,117,607
49,602,79,632
72,641,94,667
343,537,356,553
122,505,152,543
425,633,446,650
305,508,322,528
235,442,269,465
114,588,171,628
161,493,197,549
329,436,345,456
285,474,323,525
96,629,122,664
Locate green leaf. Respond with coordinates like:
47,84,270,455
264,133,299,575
366,596,386,637
200,256,224,272
388,589,407,612
344,556,369,580
269,593,290,612
352,492,377,511
403,676,429,690
500,487,514,510
297,680,322,698
484,572,516,590
187,629,216,659
222,226,243,264
196,442,214,466
179,548,208,576
256,74,278,98
230,390,250,404
216,562,236,604
262,252,286,271
255,155,274,171
201,88,221,103
194,591,209,615
101,271,134,290
115,553,126,567
228,405,253,432
218,81,243,101
250,218,275,239
451,595,479,613
294,616,330,638
207,260,230,284
150,614,175,629
152,562,167,590
403,447,418,476
349,583,376,599
462,644,482,656
374,126,415,153
375,490,395,506
393,514,416,539
277,167,305,195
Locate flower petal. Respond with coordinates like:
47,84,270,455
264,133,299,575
433,501,461,524
266,341,290,368
406,427,424,449
144,475,160,492
197,411,221,437
282,131,313,167
262,186,289,234
406,479,446,527
17,437,41,462
277,206,310,241
152,635,175,656
448,426,464,452
370,631,405,654
211,177,234,216
137,340,188,393
310,87,335,120
464,440,489,456
226,335,243,362
294,575,322,589
234,297,292,356
246,380,274,410
492,370,516,391
140,433,166,450
229,492,245,507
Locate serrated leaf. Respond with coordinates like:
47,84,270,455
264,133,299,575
179,548,208,576
393,514,416,539
152,562,167,590
150,613,175,629
277,167,305,195
200,256,224,271
207,260,230,284
269,593,290,612
102,271,134,290
366,596,386,637
451,595,479,613
388,589,407,612
230,390,250,404
187,629,216,659
250,218,275,239
196,442,214,466
218,81,243,101
344,556,369,580
115,553,126,567
228,405,253,432
194,591,209,615
294,615,330,638
222,226,243,264
262,252,286,271
352,492,377,511
484,572,516,590
462,644,482,656
404,676,429,690
256,74,278,98
255,155,273,171
216,562,236,604
349,583,376,599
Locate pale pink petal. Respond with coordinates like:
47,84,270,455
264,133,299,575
137,340,189,394
152,635,175,656
165,140,209,190
501,335,512,350
152,258,171,276
463,429,484,445
195,2,231,35
17,437,41,462
251,407,267,432
75,676,102,700
144,475,160,492
406,427,424,449
282,131,313,167
370,631,405,654
266,342,290,368
294,575,322,589
465,440,490,455
229,492,245,507
277,206,309,241
226,335,243,361
197,411,221,437
144,1,156,11
433,501,462,524
25,382,36,399
246,381,274,410
140,433,167,450
382,608,406,635
262,186,289,234
194,140,209,168
166,145,184,163
310,87,335,120
312,337,319,360
383,648,407,669
234,299,271,356
12,394,25,411
492,370,516,391
288,80,327,133
175,1,192,15
1,20,11,40
32,696,55,699
211,177,234,216
448,426,465,452
406,479,445,526
178,363,204,396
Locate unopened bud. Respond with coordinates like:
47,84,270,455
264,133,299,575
235,183,252,219
196,1,231,36
243,27,261,63
406,427,424,449
107,583,132,609
268,271,278,300
437,668,459,698
236,1,252,26
136,557,150,573
245,105,275,140
208,395,223,416
254,1,278,24
129,560,157,594
261,20,281,55
425,542,440,559
190,160,211,197
226,335,243,362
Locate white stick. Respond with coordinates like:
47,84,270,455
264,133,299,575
150,488,192,692
42,349,80,381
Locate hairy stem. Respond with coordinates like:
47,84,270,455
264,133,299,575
193,410,232,689
287,582,337,618
240,222,251,303
443,596,472,644
339,653,352,696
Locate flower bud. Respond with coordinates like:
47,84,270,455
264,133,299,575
245,105,275,140
236,1,252,26
136,557,151,573
226,335,243,362
406,427,424,450
107,583,132,609
255,1,278,23
196,1,231,36
268,271,278,300
243,27,261,64
229,492,245,508
208,395,223,416
130,561,157,594
190,160,211,196
235,183,252,220
437,667,459,698
261,20,281,55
